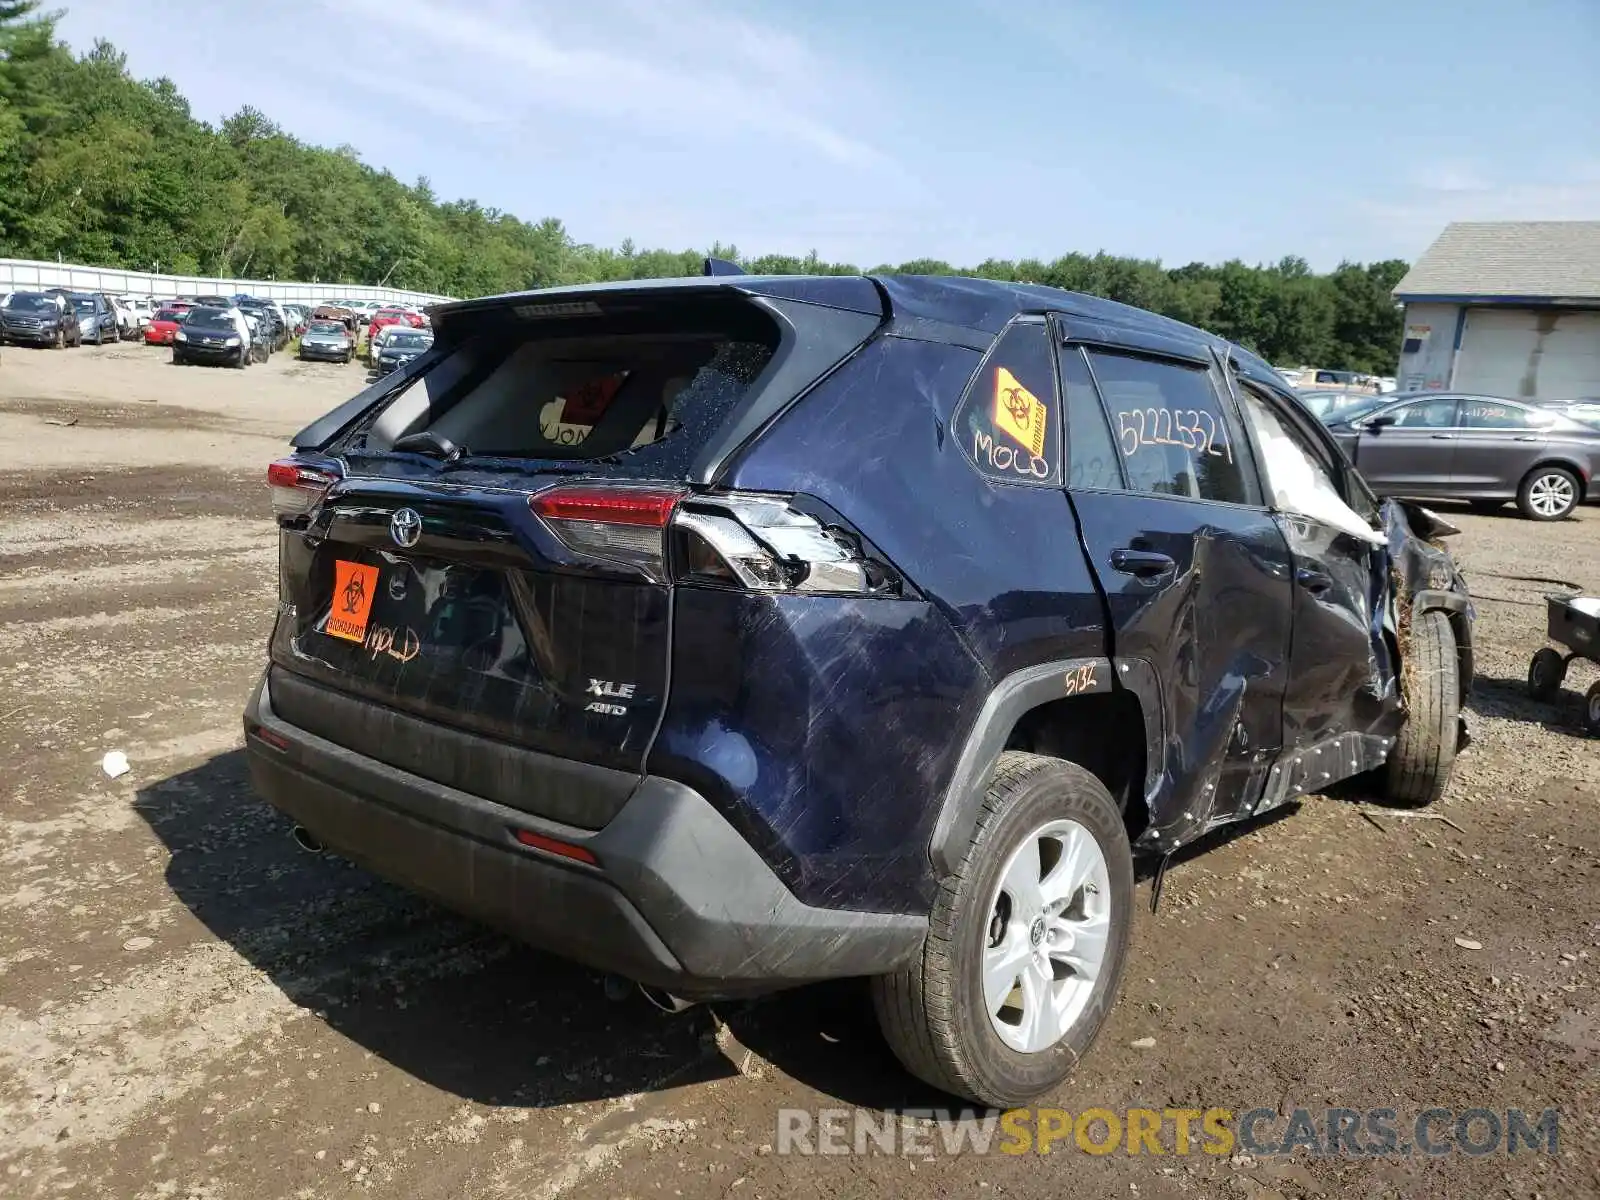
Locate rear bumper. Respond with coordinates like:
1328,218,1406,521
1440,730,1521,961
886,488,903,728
243,671,925,996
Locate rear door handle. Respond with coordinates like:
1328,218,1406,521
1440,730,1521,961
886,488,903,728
1514,435,1540,442
1110,548,1176,579
1430,433,1455,440
1296,566,1334,594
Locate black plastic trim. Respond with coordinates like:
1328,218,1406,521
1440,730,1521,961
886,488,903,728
928,657,1113,876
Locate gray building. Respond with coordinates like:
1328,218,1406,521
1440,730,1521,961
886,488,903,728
1392,221,1600,400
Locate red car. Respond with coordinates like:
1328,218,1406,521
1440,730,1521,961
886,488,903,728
366,308,424,342
144,308,188,346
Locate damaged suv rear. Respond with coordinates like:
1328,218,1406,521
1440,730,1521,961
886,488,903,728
244,272,1472,1107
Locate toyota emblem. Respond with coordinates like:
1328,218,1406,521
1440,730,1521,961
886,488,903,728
390,507,422,549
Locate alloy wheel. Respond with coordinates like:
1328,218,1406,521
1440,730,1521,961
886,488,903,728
1528,472,1576,518
983,818,1111,1053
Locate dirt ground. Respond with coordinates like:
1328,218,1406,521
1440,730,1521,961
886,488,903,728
0,340,1595,1200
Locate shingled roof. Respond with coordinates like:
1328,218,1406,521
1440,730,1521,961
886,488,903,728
1393,221,1600,301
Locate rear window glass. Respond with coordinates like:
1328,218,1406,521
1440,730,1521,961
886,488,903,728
361,300,780,474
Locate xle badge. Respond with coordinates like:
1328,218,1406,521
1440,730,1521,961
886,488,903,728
993,367,1047,457
327,560,379,643
585,678,635,717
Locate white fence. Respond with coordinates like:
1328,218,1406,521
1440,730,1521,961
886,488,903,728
0,257,455,307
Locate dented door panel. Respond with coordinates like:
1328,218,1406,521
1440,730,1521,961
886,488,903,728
1071,492,1293,842
1276,513,1396,750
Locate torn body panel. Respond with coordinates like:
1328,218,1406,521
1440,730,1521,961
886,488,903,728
1125,495,1472,852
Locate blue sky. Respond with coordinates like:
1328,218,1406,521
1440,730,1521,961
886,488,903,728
57,0,1600,270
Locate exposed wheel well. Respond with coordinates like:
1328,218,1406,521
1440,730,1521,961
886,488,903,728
1001,692,1149,842
1520,460,1587,502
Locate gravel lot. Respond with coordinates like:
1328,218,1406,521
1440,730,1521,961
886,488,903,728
1,342,1596,1199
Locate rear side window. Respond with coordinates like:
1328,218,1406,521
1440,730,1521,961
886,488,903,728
953,320,1061,486
1458,400,1530,429
1086,351,1257,506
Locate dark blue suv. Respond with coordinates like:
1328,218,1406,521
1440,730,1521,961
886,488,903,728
245,272,1472,1106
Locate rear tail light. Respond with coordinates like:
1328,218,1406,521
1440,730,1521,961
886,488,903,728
530,484,684,583
268,458,338,518
674,494,900,595
530,483,899,595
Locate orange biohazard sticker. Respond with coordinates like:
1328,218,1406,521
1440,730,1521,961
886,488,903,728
993,367,1047,457
326,560,379,643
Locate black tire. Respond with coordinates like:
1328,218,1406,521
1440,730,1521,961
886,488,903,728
1585,681,1600,736
172,351,184,365
1528,647,1566,702
1517,466,1580,521
1384,609,1460,806
872,751,1133,1107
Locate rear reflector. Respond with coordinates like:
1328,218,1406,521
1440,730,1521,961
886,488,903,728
268,458,338,518
512,828,598,865
245,722,291,751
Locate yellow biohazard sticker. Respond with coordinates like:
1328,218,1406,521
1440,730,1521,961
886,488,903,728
993,367,1047,457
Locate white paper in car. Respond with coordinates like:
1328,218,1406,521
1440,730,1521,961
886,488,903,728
1567,596,1600,618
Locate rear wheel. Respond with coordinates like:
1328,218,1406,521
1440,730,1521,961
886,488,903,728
1384,608,1460,806
1528,647,1566,701
1518,467,1579,520
873,752,1132,1107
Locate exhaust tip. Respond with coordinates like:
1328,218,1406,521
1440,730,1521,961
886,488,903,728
639,984,697,1014
291,825,325,854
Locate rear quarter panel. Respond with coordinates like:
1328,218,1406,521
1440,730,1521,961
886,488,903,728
650,335,1109,912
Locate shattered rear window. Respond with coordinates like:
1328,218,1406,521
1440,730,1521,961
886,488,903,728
370,302,781,477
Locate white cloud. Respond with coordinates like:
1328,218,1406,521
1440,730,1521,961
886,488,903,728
318,0,885,166
991,0,1269,117
1357,161,1600,256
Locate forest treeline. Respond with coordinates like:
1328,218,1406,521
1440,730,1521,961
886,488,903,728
0,3,1406,370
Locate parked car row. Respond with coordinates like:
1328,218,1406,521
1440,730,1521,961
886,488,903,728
0,288,124,346
1304,388,1600,520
